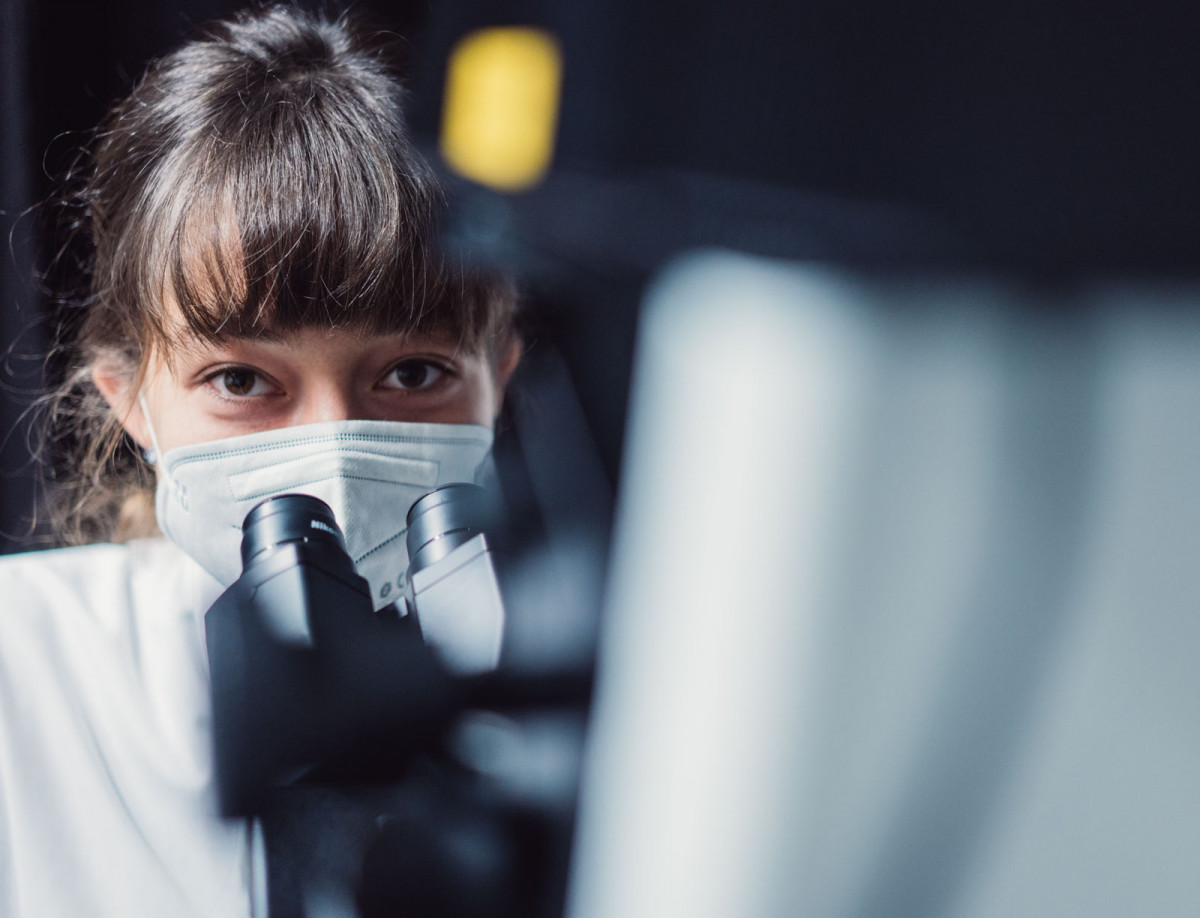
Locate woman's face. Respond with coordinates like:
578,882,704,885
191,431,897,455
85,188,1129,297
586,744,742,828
95,324,521,456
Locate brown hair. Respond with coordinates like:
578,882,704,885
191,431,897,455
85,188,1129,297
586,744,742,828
42,4,515,545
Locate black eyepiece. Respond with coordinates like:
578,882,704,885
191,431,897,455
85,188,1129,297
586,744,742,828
240,494,347,567
405,484,494,575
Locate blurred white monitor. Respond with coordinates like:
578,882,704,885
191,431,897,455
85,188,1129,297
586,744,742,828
567,251,1200,918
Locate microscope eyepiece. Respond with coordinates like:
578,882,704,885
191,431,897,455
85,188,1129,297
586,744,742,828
405,484,494,576
240,494,348,568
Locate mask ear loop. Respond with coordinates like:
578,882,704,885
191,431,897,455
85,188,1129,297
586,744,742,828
138,393,162,466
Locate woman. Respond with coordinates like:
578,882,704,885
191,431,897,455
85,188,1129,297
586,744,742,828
0,5,520,915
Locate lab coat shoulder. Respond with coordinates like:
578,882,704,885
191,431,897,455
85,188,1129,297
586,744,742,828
0,538,208,692
1,542,142,704
0,539,146,633
0,539,249,918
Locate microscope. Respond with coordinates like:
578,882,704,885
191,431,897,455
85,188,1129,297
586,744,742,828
205,483,588,918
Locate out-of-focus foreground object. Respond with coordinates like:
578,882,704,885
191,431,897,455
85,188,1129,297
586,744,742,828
569,253,1200,918
439,27,562,192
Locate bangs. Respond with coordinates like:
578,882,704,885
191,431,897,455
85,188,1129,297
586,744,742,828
81,4,517,375
140,66,487,348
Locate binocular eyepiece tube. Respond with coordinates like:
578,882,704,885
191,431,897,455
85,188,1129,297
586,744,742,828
239,493,349,568
405,483,496,575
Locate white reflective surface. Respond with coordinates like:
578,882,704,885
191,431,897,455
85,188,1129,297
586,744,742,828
569,253,1200,918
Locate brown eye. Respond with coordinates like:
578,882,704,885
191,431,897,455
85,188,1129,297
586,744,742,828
383,359,446,390
208,367,269,398
223,369,256,395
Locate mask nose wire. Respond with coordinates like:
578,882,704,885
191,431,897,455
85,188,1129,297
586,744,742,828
137,392,163,466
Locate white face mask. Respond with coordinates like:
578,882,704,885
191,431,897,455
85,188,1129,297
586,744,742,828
146,415,495,611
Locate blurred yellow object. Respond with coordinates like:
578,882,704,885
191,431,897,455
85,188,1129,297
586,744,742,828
440,27,562,192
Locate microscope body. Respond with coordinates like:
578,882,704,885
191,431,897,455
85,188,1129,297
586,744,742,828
205,495,456,817
204,486,574,918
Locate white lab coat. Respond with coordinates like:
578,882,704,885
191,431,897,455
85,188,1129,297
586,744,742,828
0,538,250,917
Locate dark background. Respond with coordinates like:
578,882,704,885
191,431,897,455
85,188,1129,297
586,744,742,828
4,0,1200,553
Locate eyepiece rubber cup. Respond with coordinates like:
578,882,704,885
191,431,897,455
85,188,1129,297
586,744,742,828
240,494,348,568
405,483,493,575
